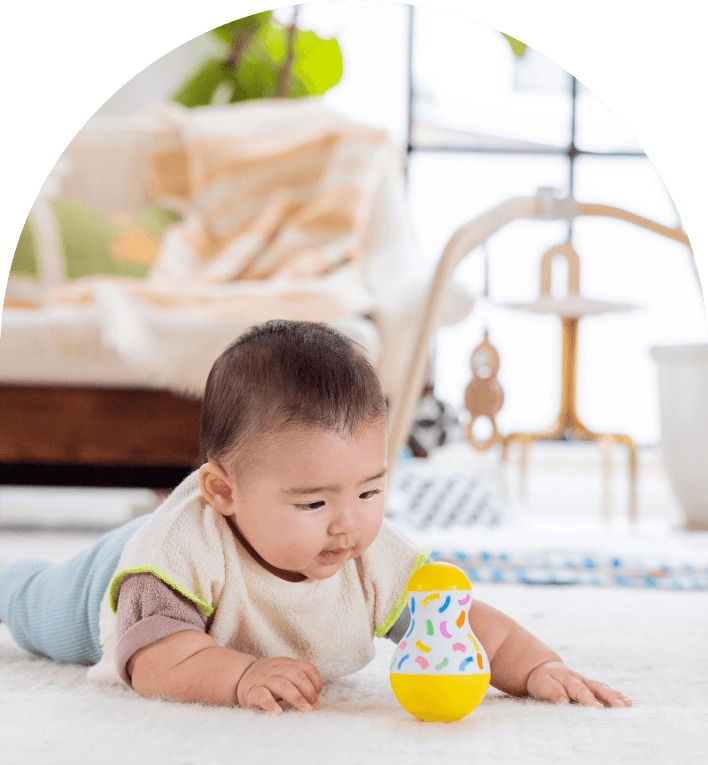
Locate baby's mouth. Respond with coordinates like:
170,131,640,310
318,547,354,563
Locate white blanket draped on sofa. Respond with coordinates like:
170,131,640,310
3,100,474,401
45,102,402,394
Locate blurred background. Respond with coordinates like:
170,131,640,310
2,2,707,554
94,3,705,445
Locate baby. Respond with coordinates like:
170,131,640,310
0,319,631,714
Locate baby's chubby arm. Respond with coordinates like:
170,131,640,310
128,630,322,713
469,600,631,708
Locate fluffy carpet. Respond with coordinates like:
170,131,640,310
2,449,707,765
1,568,706,765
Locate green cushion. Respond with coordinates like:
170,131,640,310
134,205,181,239
11,214,40,278
56,199,148,280
9,199,180,283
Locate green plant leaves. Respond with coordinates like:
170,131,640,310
223,22,283,101
501,33,527,58
172,11,343,108
291,30,343,96
210,12,272,45
172,58,227,108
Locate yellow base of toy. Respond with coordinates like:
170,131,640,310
390,673,491,722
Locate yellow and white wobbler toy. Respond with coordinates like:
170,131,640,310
390,562,490,722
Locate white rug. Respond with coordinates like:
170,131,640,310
1,557,706,765
1,444,707,765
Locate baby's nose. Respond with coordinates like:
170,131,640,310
329,503,360,536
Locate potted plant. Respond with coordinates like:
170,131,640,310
171,9,343,107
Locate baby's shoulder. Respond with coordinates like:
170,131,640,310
124,474,229,562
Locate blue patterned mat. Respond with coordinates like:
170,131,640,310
387,458,505,530
429,550,708,590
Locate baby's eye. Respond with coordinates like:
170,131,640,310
360,488,383,500
296,501,325,512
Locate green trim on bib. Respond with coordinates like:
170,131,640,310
109,565,214,618
375,550,430,638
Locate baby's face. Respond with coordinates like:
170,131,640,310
228,419,387,581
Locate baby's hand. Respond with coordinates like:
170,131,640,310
236,657,323,715
526,661,632,708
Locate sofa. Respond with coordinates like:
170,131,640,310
0,99,472,487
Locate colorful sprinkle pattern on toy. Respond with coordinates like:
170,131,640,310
391,565,489,677
390,562,491,722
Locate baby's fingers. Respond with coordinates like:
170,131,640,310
286,662,322,707
544,678,571,704
268,676,316,713
249,686,283,715
293,659,323,696
528,674,570,704
583,678,633,708
565,678,605,708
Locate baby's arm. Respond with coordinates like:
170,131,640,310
116,574,321,712
469,600,631,708
128,631,322,712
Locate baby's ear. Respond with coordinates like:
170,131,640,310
199,462,236,516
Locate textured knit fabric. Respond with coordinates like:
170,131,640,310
0,515,149,664
115,573,208,684
115,572,412,686
88,470,429,688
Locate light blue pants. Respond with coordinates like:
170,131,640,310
0,515,149,665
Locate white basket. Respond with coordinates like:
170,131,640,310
651,343,708,530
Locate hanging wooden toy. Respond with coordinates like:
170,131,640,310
464,330,504,449
464,244,504,450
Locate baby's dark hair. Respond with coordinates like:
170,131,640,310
200,320,387,481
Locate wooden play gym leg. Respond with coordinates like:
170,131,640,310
503,431,638,523
600,438,614,524
602,434,638,525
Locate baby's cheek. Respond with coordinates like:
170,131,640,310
261,542,311,572
359,507,385,552
277,519,326,563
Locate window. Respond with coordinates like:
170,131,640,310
401,6,705,445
